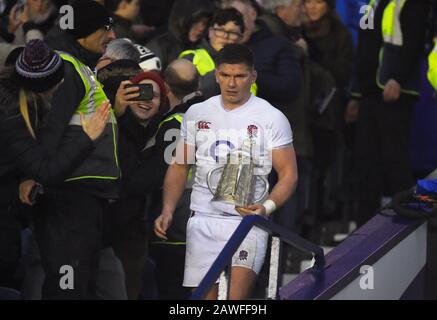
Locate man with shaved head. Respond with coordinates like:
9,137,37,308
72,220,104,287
147,59,204,299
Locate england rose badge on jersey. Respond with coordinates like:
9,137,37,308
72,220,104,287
247,124,258,138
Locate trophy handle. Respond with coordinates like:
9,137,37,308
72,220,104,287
206,166,224,195
253,175,269,204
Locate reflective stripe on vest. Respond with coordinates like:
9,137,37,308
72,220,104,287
376,48,419,95
59,52,120,181
151,241,186,245
60,53,108,125
250,82,258,96
376,0,419,95
179,48,258,95
428,41,437,91
159,113,184,128
382,0,406,46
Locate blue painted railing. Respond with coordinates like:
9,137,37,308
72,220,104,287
191,215,325,300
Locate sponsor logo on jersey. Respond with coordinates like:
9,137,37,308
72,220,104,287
197,121,211,130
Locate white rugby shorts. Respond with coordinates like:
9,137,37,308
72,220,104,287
183,213,268,288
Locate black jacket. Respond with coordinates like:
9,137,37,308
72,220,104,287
246,20,301,112
117,109,161,199
351,0,430,97
0,74,95,204
38,60,118,199
260,13,303,42
45,28,101,69
107,107,160,245
304,14,354,101
260,13,313,158
146,0,213,70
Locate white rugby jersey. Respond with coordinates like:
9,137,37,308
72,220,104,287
180,94,293,216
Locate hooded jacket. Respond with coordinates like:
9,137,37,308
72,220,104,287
146,0,213,70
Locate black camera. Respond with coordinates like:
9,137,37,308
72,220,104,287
126,83,154,101
29,184,44,204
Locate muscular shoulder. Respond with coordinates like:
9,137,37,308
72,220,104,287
184,95,220,119
250,96,290,124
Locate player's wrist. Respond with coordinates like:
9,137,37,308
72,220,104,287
161,207,175,217
262,199,276,217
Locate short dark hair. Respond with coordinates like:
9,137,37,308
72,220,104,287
216,44,254,69
164,63,200,99
210,8,245,35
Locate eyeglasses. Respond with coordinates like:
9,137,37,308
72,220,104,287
211,28,242,41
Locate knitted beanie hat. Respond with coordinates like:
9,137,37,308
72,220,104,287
66,0,113,39
13,39,64,92
134,44,162,71
4,46,24,67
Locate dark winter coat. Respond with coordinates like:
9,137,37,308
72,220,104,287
259,13,313,158
304,13,354,101
303,12,354,133
351,0,430,97
146,0,213,70
107,107,161,246
37,60,118,199
45,28,101,69
0,70,95,204
246,20,301,112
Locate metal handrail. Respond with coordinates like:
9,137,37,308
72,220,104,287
191,215,326,300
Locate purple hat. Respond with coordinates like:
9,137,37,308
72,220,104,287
13,40,64,92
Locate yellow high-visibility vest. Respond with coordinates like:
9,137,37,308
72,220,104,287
428,41,437,91
381,0,406,46
59,53,119,182
376,0,419,95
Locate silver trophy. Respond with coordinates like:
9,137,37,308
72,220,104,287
206,146,269,208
